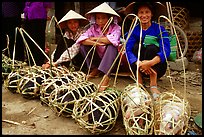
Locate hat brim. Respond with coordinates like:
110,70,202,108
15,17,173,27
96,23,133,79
85,2,121,22
58,10,89,29
124,2,168,21
58,19,89,29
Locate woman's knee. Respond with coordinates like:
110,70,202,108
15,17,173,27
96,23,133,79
146,45,159,53
144,45,159,59
106,45,118,55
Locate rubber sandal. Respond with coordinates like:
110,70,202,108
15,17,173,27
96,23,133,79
98,85,109,92
150,86,161,100
98,75,110,92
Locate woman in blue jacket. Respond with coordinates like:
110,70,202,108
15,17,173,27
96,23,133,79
125,2,171,99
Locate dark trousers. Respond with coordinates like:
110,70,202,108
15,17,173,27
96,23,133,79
131,44,167,79
80,45,118,76
24,19,46,66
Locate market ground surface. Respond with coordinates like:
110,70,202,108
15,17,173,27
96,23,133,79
2,62,202,135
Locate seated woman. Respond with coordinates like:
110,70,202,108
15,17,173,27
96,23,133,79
125,2,171,100
42,10,89,70
75,2,121,92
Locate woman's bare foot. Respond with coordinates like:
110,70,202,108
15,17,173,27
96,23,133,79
86,68,100,80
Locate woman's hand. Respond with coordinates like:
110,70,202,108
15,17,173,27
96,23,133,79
139,60,152,75
82,37,105,46
42,62,50,69
140,60,152,69
90,36,110,45
42,62,57,69
139,59,159,75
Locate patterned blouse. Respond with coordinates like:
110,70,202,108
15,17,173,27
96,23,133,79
51,27,86,64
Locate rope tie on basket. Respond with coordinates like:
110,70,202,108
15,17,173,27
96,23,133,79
98,14,143,93
166,2,175,34
110,13,143,89
113,14,139,87
19,27,50,67
2,35,10,58
12,27,35,68
158,15,187,99
79,17,113,78
48,16,75,71
77,17,114,99
102,13,151,109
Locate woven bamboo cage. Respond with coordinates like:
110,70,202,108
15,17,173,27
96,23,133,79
40,71,85,106
18,66,50,99
155,14,191,135
153,91,191,135
40,74,74,106
49,65,71,75
121,83,154,135
72,88,121,134
48,80,97,117
4,66,29,93
2,54,27,83
172,6,189,30
69,71,86,81
2,34,27,82
2,54,13,81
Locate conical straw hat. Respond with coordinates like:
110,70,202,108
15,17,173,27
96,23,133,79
85,2,121,21
124,2,167,21
58,10,89,29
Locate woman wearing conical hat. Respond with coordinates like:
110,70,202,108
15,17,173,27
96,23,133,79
125,2,171,100
42,10,89,69
76,2,121,92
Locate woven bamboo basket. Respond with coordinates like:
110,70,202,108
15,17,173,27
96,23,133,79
48,80,97,117
16,63,85,100
40,74,74,106
44,65,71,76
2,34,27,82
4,67,29,93
153,91,191,135
121,83,154,135
40,71,85,106
69,71,86,81
172,6,189,30
72,88,121,134
18,66,51,99
2,54,27,84
2,54,13,81
154,15,191,135
184,30,202,61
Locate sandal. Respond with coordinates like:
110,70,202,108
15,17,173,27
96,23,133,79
98,75,110,92
98,85,109,92
150,86,161,100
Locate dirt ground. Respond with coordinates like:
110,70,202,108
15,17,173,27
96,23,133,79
2,62,202,135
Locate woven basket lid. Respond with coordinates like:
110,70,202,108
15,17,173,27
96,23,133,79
124,2,167,21
58,10,89,29
85,2,121,21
